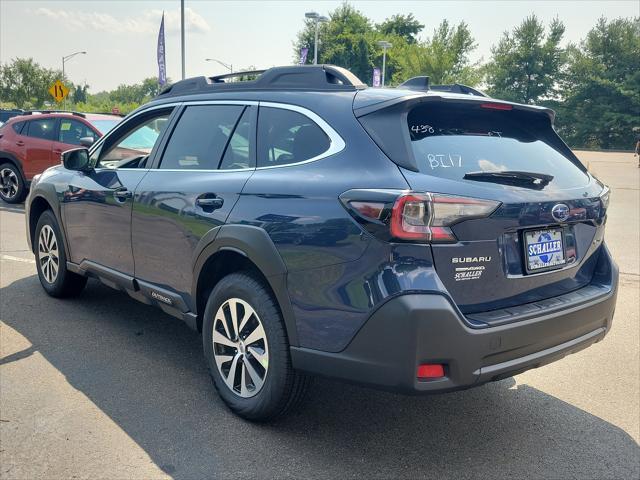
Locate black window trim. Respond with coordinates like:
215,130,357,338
87,100,344,173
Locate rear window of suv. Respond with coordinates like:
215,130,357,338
406,103,588,188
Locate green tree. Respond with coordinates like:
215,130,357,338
552,17,640,149
0,58,62,108
391,20,480,86
72,84,88,103
376,14,424,44
294,3,376,81
485,15,566,103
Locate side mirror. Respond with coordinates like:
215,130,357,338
79,136,95,147
62,148,91,172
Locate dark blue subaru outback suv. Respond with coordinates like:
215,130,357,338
25,65,618,420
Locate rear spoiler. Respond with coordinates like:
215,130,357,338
354,94,555,122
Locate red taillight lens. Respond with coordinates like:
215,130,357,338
390,192,500,243
417,364,445,379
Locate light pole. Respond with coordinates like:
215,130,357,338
305,11,329,65
376,41,392,87
62,51,86,109
205,58,233,73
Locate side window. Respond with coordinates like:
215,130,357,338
159,105,243,170
257,107,330,168
219,108,254,170
96,110,172,168
58,119,96,145
26,119,56,140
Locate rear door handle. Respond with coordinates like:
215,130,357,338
16,141,24,147
113,187,133,200
196,195,224,210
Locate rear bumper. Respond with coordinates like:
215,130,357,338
291,247,618,393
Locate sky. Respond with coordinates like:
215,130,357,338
1,0,638,92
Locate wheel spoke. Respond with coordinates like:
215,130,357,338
240,361,249,397
214,353,234,371
215,311,231,340
50,259,58,277
228,299,239,340
244,322,266,347
238,307,253,334
213,329,236,348
248,346,268,368
243,357,265,390
224,354,241,390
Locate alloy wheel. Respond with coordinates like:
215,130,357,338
0,168,19,200
212,298,269,398
38,225,59,284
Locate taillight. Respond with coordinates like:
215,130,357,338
341,190,500,244
391,193,499,242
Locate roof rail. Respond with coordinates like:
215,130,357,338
158,65,367,97
22,110,87,118
397,76,488,97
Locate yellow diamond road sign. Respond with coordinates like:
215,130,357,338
49,80,69,103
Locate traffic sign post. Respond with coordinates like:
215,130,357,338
48,80,69,105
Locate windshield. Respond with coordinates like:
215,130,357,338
407,103,588,189
90,119,120,134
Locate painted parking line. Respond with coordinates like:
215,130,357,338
0,254,35,264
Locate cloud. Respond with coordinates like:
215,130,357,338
33,7,211,35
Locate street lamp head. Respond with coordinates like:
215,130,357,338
305,11,319,19
318,16,329,23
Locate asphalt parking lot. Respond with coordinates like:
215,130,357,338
1,151,639,479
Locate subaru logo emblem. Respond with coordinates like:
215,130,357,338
551,203,570,222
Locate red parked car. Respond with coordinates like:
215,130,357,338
0,111,121,203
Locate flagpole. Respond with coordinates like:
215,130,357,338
181,0,185,79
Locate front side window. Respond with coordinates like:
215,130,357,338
159,105,244,170
58,119,97,145
26,119,56,140
257,107,330,168
96,110,172,168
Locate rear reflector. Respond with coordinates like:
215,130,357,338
417,364,445,379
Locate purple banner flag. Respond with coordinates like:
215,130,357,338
157,12,167,86
299,47,309,65
372,67,381,87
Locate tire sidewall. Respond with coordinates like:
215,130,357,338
35,210,70,296
202,273,289,418
0,163,25,204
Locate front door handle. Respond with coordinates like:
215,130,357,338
16,141,24,147
113,187,133,201
196,195,224,211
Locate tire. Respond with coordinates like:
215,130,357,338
0,162,26,204
202,272,311,421
34,210,87,297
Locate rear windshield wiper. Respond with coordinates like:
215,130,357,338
463,170,554,189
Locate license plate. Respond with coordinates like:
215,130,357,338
524,228,566,272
